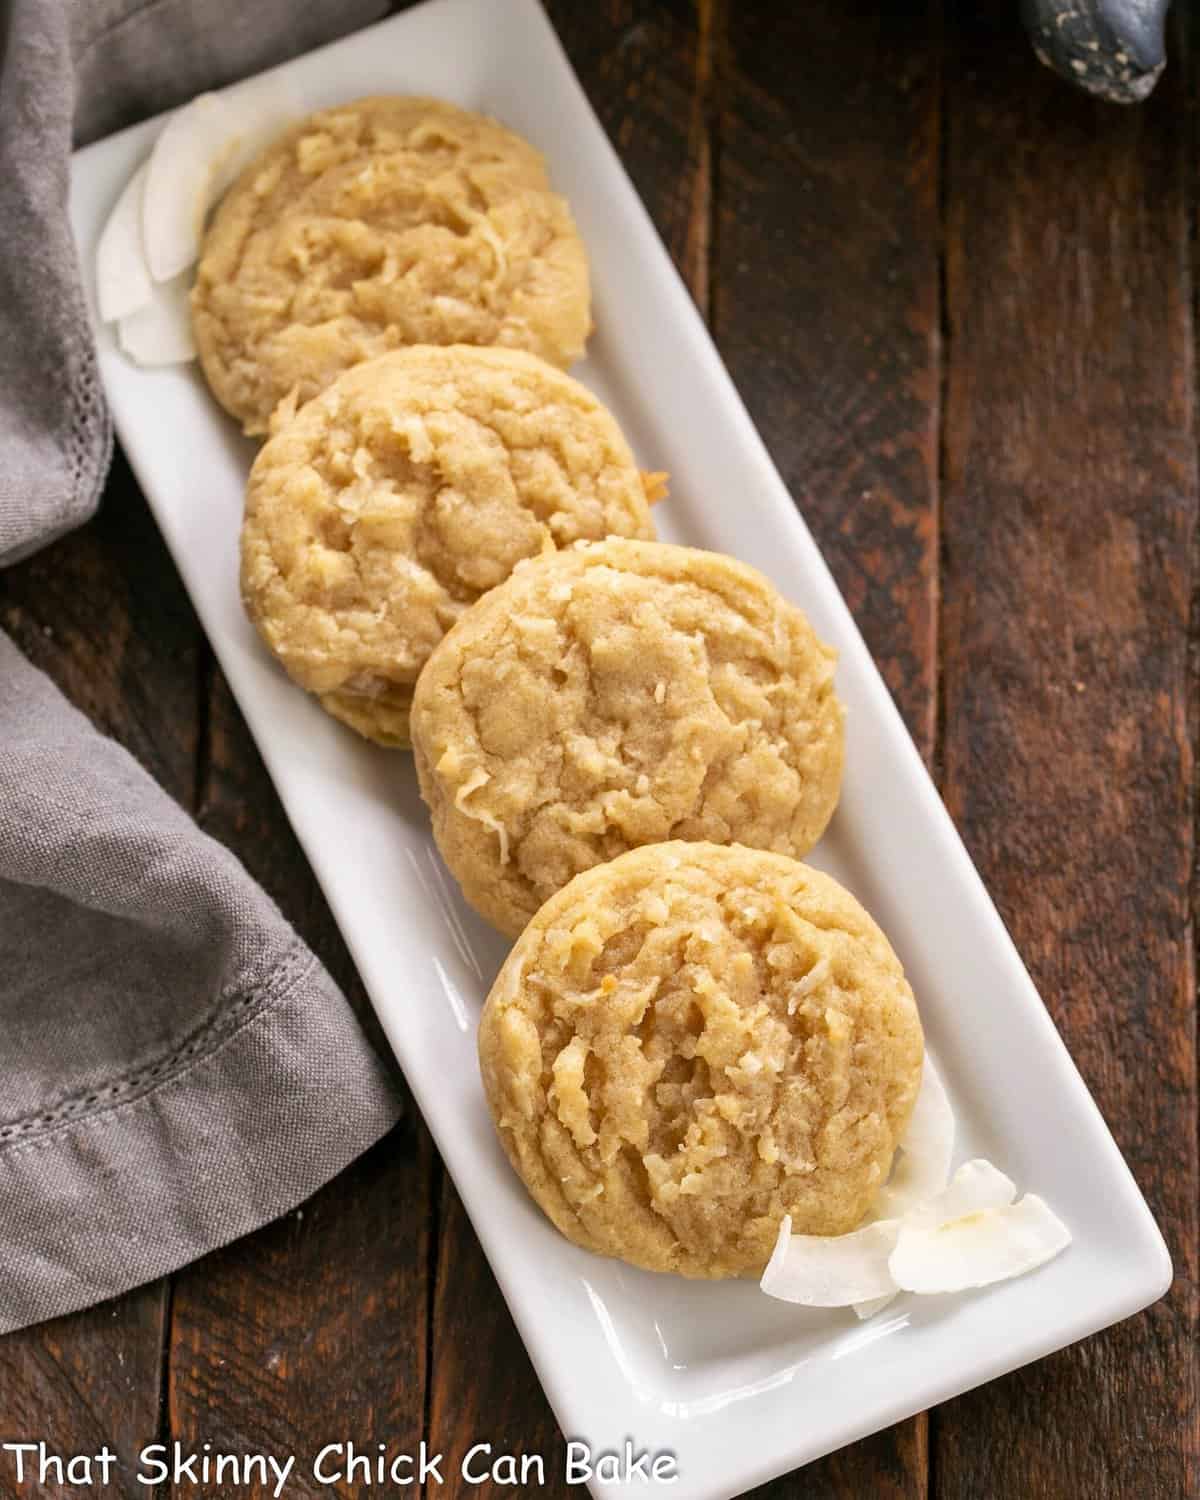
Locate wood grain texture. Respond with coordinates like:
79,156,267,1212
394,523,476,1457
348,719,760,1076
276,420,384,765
539,0,716,309
426,1184,569,1500
425,3,715,1492
0,1291,168,1500
716,0,942,753
716,3,940,1496
3,5,1197,1496
166,1125,431,1500
164,666,424,1499
936,3,1199,1497
0,453,198,1496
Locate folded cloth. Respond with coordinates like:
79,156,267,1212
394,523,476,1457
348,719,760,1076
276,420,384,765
0,637,402,1333
0,0,110,567
0,0,399,1335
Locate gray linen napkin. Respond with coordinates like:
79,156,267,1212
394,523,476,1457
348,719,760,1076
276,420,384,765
0,0,400,1335
0,0,110,566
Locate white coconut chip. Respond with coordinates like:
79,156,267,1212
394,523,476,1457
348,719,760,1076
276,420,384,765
852,1292,899,1321
117,273,196,366
104,73,301,365
764,1056,955,1313
96,161,152,323
876,1157,1072,1300
849,1054,955,1317
142,74,301,283
869,1052,955,1221
762,1111,1071,1312
761,1215,901,1307
142,94,228,282
762,1211,793,1284
903,1156,1016,1229
891,1191,1071,1295
853,1159,1016,1317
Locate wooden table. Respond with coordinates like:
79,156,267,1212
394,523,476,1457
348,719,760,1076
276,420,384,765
1,2,1196,1495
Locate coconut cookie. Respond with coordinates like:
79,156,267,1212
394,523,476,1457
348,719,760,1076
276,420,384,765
478,842,923,1277
240,346,658,747
410,539,845,935
193,95,592,434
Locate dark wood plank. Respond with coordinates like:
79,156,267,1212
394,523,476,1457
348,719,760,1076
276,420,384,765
716,0,942,754
164,669,427,1499
936,4,1198,1497
0,1291,168,1500
0,451,200,1494
426,3,716,1491
427,1183,569,1500
717,2,940,1495
538,0,716,311
166,1124,431,1500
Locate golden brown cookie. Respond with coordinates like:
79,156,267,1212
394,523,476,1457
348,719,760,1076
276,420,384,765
240,346,658,747
411,539,845,933
193,95,592,434
478,841,924,1277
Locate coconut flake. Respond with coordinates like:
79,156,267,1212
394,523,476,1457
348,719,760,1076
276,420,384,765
453,767,510,865
905,1157,1016,1229
852,1292,899,1321
117,273,196,366
758,1054,1071,1314
870,1052,955,1221
761,1216,900,1307
96,161,152,323
890,1192,1071,1295
142,74,301,282
143,94,230,281
853,1160,1014,1315
763,1212,793,1284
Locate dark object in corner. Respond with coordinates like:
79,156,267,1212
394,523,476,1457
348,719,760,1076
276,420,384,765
1022,0,1169,102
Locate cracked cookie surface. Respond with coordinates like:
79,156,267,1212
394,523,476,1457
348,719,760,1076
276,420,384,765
193,95,592,434
478,841,923,1277
411,539,845,932
241,346,657,746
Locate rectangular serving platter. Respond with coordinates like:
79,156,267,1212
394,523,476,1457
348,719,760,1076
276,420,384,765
68,2,1171,1496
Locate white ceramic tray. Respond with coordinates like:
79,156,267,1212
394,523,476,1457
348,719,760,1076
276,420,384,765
68,2,1171,1496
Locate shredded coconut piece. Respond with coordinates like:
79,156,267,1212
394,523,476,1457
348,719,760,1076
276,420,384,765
789,957,831,1013
455,767,511,864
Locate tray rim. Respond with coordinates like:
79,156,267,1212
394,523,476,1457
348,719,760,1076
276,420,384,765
67,3,1172,1496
